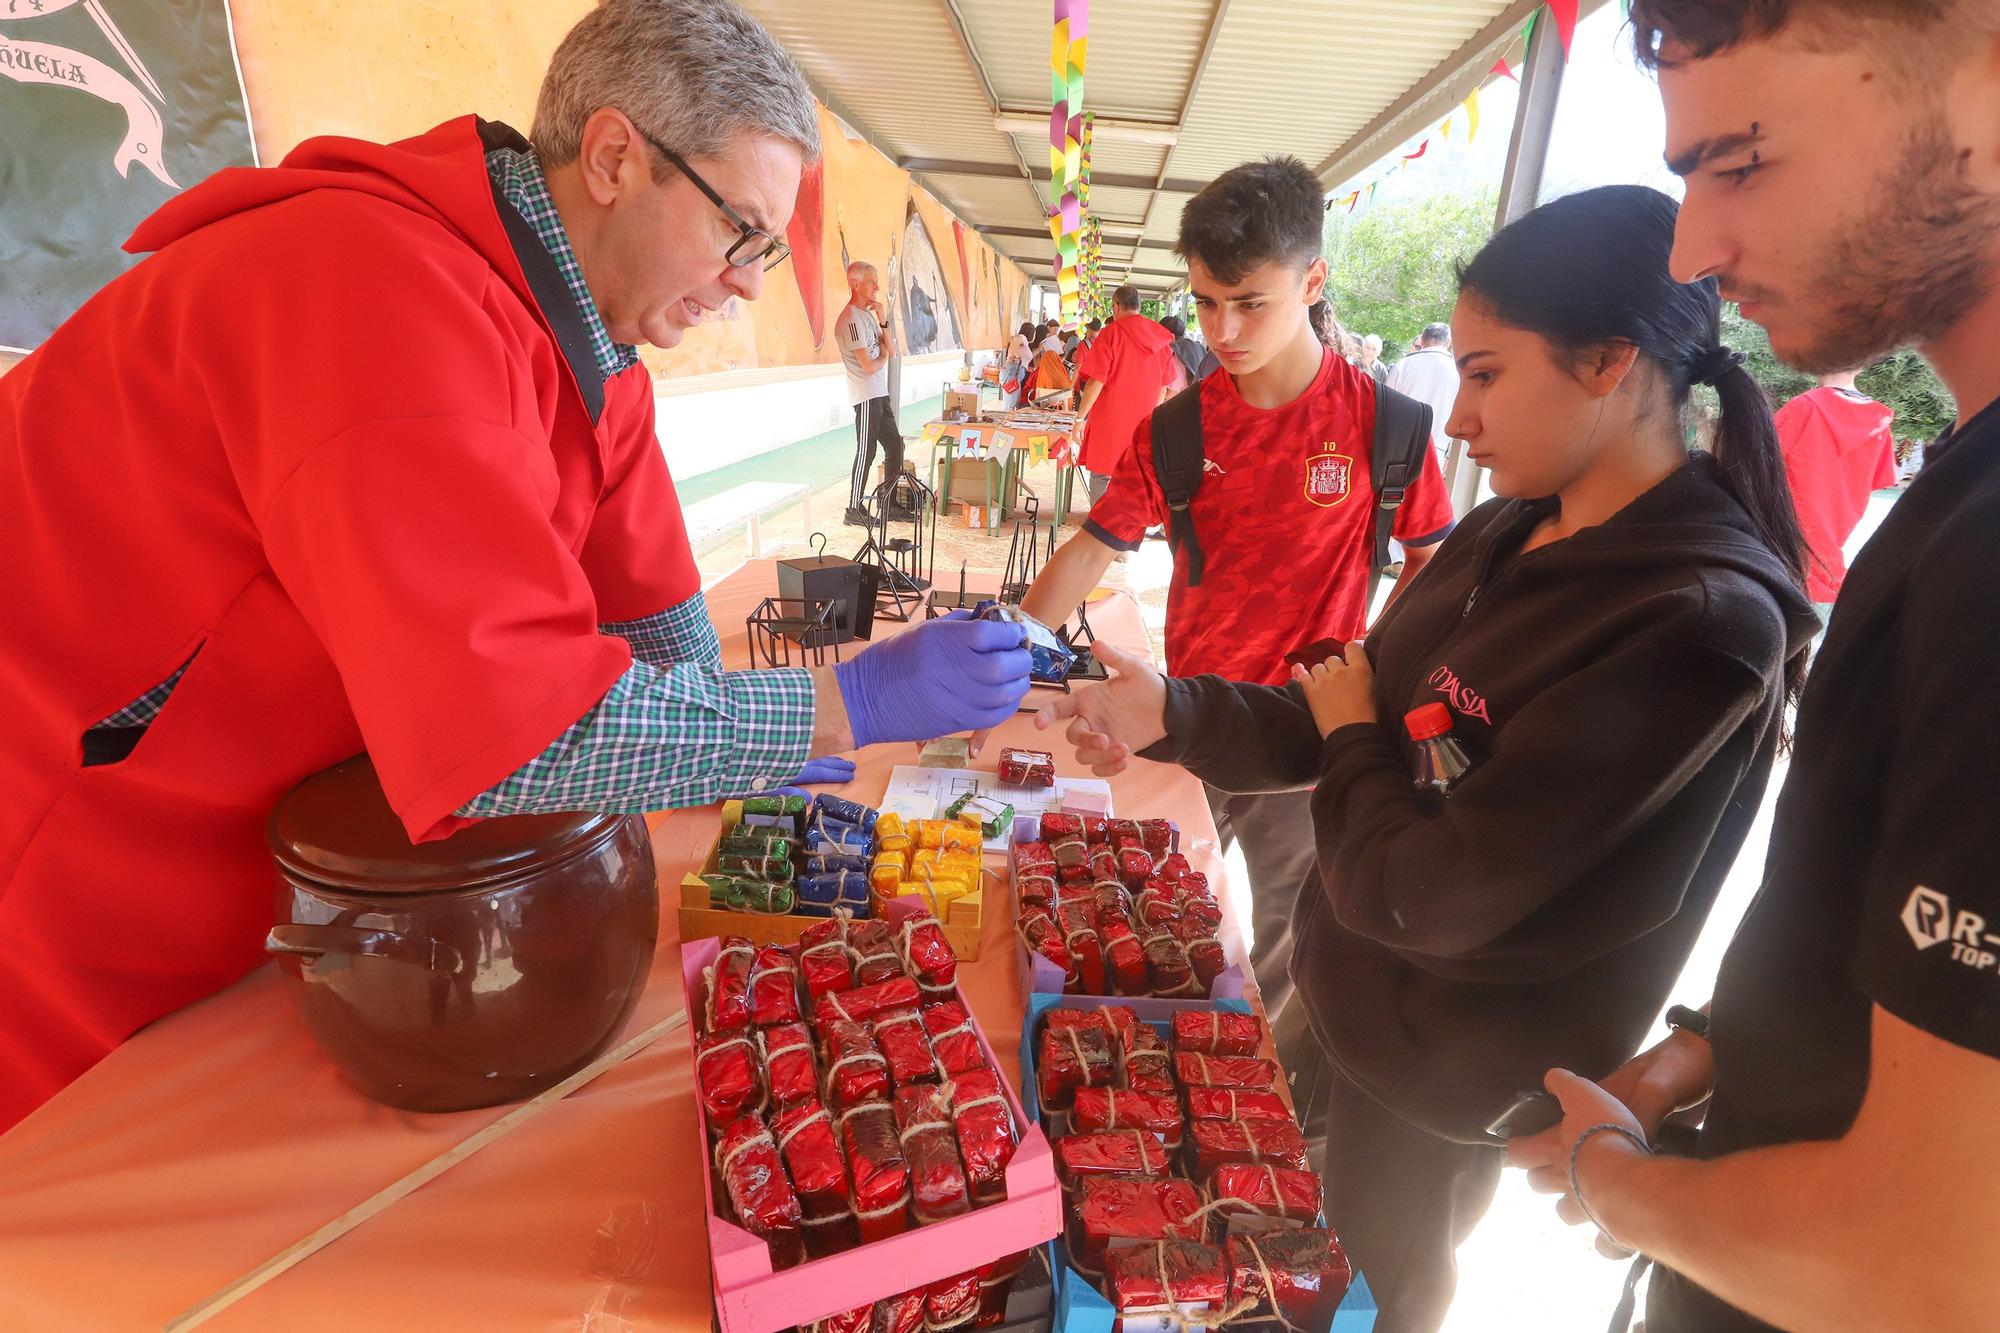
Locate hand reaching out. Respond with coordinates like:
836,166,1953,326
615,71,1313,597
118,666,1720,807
1291,640,1375,738
1032,641,1167,777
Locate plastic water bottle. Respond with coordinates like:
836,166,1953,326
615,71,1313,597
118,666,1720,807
1406,703,1470,798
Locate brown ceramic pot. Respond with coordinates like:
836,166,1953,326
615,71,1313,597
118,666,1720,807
265,754,657,1112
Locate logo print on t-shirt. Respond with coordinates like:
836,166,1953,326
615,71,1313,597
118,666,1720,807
1303,447,1353,508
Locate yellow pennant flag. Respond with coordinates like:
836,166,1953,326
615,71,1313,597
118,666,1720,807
1463,86,1481,143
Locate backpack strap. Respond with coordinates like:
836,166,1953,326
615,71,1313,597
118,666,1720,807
1368,382,1435,605
1149,384,1207,586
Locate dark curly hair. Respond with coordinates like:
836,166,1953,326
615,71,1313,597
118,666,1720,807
1176,156,1325,286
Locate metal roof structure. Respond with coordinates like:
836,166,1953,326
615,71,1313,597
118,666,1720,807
744,0,1610,295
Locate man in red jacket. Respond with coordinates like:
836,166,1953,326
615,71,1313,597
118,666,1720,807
1773,370,1896,617
1074,283,1180,502
0,0,1029,1131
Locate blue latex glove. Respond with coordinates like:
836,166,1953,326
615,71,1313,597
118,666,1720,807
730,756,855,803
833,612,1033,748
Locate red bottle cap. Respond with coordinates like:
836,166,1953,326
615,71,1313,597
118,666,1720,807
1404,703,1454,741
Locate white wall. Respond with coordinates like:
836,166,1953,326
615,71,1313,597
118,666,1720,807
654,351,967,480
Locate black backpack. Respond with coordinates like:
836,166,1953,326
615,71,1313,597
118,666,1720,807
1149,378,1435,604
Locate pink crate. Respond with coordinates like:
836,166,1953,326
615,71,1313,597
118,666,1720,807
1008,818,1248,1020
683,923,1062,1333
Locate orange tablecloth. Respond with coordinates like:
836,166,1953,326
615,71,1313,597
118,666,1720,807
0,563,1241,1331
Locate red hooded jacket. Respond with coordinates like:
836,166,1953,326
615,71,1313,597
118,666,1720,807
1775,386,1896,602
0,118,698,1129
1076,313,1178,474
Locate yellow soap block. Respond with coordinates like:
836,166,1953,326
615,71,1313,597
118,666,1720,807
877,833,912,856
936,823,980,855
894,878,967,913
870,862,905,895
875,812,906,842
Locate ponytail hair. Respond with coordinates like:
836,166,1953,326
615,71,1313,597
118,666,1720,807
1309,297,1360,362
1457,185,1810,710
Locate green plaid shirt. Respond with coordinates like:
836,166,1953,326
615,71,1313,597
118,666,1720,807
89,149,819,813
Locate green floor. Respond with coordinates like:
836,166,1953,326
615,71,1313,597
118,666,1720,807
674,392,947,507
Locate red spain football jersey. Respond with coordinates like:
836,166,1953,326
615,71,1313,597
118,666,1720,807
1085,349,1454,684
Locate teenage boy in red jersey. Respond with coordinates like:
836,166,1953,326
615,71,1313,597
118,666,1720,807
1009,156,1454,1045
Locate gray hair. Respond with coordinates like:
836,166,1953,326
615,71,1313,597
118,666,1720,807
1362,333,1383,353
846,261,876,284
533,0,822,171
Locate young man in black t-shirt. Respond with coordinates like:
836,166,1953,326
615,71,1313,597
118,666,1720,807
1508,5,2000,1330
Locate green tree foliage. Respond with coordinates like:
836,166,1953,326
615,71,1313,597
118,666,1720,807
1321,187,1500,355
1720,303,1955,447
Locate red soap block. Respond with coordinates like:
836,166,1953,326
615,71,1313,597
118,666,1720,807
871,1006,938,1088
758,1022,818,1110
1178,870,1211,899
814,975,922,1029
1087,847,1120,884
893,1084,971,1224
1188,937,1228,991
1174,1052,1281,1094
919,999,985,1079
1135,889,1182,931
946,1066,1018,1206
846,919,904,987
1073,1176,1207,1264
998,746,1057,788
1102,919,1149,995
1155,852,1193,884
976,1250,1031,1321
1036,1020,1114,1111
1105,1238,1227,1315
1071,1086,1184,1147
1080,816,1109,844
748,944,802,1027
1209,1163,1324,1229
1224,1228,1353,1326
1122,1028,1177,1094
1142,933,1200,998
798,918,855,998
1116,848,1156,889
1092,882,1135,926
1140,818,1178,855
895,913,958,994
1039,812,1083,841
1017,870,1059,909
1185,1085,1293,1125
839,1102,910,1243
771,1098,857,1257
1058,901,1107,995
1178,898,1224,938
871,1288,925,1333
706,936,757,1033
820,1019,891,1111
1051,838,1090,870
1053,1129,1170,1188
694,1029,765,1131
923,1269,983,1330
1187,1117,1312,1177
804,1304,871,1333
714,1114,804,1269
1172,1009,1267,1057
1016,839,1057,871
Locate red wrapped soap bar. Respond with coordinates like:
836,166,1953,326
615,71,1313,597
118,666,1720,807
947,1067,1018,1205
1017,870,1058,909
1057,901,1106,994
1121,1027,1177,1094
1155,852,1192,884
706,937,757,1033
1105,1238,1227,1316
1187,1117,1311,1176
1179,897,1224,938
759,1022,818,1109
1140,818,1177,855
1224,1228,1352,1326
1071,1086,1183,1147
1073,1176,1206,1264
1174,1052,1281,1094
998,746,1056,788
1018,909,1077,988
1178,870,1211,899
923,1269,982,1331
1037,1020,1113,1111
871,1288,924,1333
893,1084,971,1224
846,919,904,987
1142,933,1200,998
1053,1130,1169,1188
976,1250,1031,1322
871,1006,937,1088
814,975,921,1028
1185,1085,1292,1125
1116,847,1155,889
799,918,854,998
772,1098,856,1256
749,944,802,1026
1100,918,1149,994
1172,1009,1267,1057
694,1030,764,1130
1209,1163,1323,1229
820,1019,891,1110
714,1114,804,1269
1039,812,1083,841
920,1000,985,1078
1188,937,1228,991
839,1102,910,1242
1017,839,1056,871
804,1305,871,1333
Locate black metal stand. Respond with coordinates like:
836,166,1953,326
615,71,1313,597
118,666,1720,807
855,470,935,622
745,597,846,669
999,494,1044,604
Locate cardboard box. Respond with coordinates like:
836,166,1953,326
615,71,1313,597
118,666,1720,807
945,387,983,420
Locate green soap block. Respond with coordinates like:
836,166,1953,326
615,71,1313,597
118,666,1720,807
718,853,795,882
703,874,795,915
740,794,808,816
719,833,793,860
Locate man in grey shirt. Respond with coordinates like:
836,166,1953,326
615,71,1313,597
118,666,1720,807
836,260,903,524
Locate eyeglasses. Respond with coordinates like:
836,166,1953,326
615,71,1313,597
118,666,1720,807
635,127,790,273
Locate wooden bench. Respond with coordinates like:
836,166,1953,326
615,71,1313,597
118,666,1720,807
681,481,812,557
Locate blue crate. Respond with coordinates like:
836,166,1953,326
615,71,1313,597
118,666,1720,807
1017,992,1378,1332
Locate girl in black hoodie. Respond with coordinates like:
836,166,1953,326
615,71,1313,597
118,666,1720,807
1039,186,1822,1332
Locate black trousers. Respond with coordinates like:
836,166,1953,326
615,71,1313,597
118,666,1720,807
848,394,906,510
1323,1070,1506,1333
